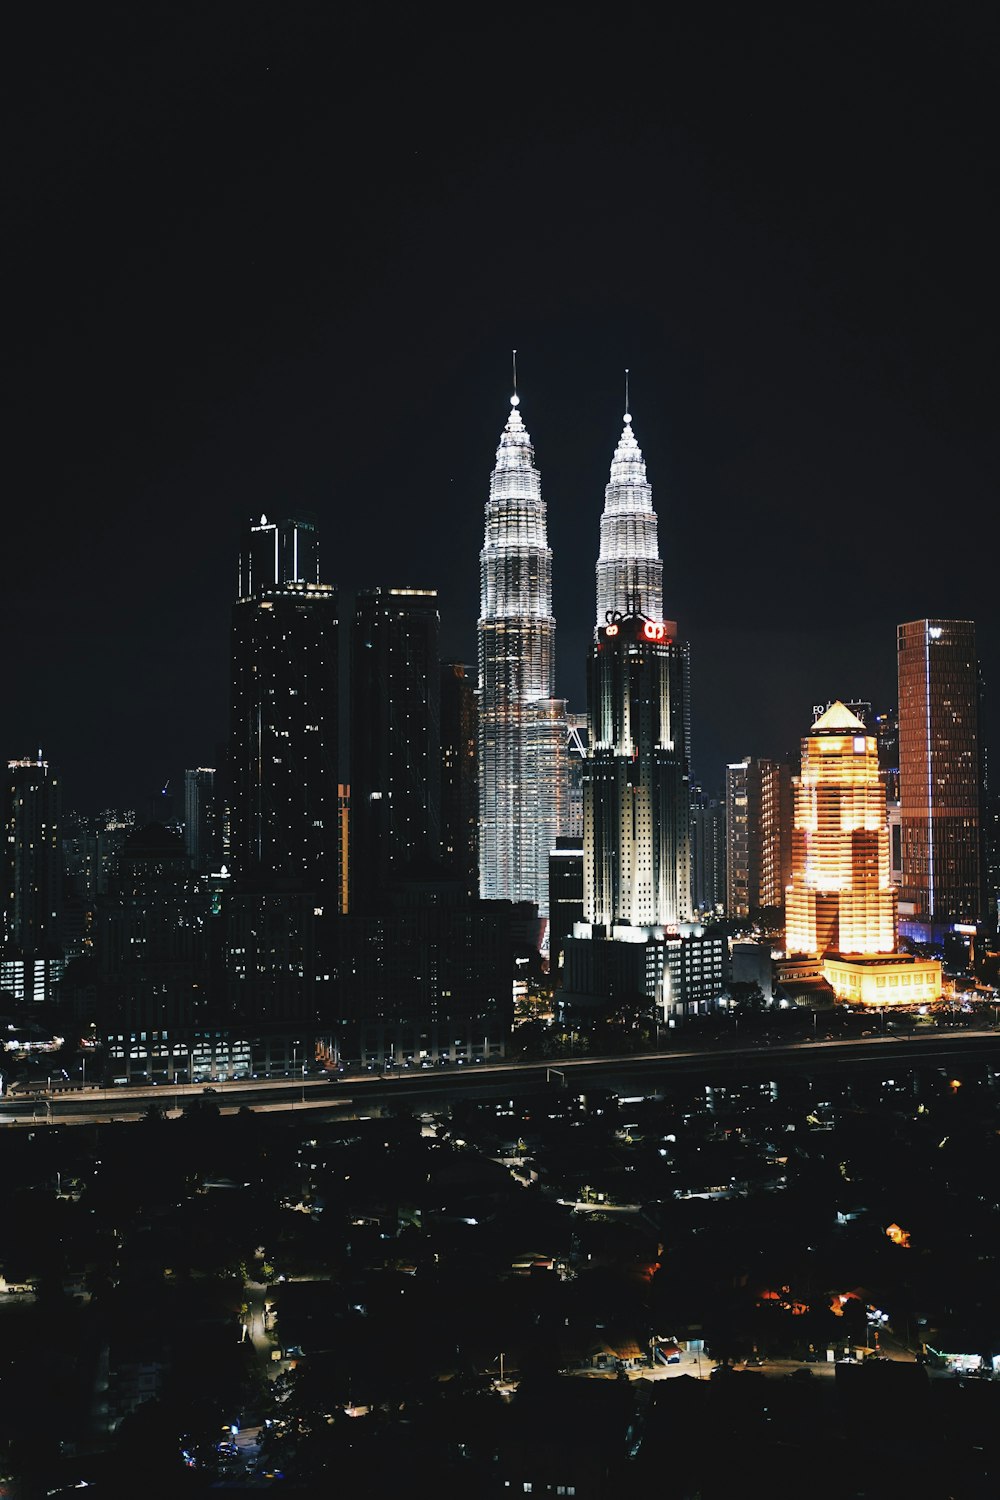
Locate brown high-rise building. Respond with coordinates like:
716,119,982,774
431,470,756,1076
897,618,985,944
725,757,793,919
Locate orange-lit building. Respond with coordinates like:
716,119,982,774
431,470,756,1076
785,701,941,1003
786,702,897,956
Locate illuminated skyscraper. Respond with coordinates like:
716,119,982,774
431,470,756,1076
785,702,897,956
478,390,566,915
564,408,706,1026
897,618,986,945
230,515,339,898
585,614,691,929
584,406,691,930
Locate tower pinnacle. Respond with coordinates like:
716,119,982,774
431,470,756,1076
595,404,663,626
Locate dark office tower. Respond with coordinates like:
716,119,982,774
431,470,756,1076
985,792,999,940
97,823,213,1038
184,767,221,873
548,836,584,973
230,515,338,898
62,820,99,961
350,588,441,907
440,661,478,895
585,613,691,929
874,708,900,803
1,754,63,1004
690,786,725,917
898,619,986,946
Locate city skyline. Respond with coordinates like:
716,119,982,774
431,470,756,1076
4,11,999,1493
6,7,997,810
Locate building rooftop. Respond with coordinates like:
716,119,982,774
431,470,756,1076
812,700,867,733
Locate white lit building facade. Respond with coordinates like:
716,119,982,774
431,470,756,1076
564,408,707,1025
595,411,663,626
478,395,566,916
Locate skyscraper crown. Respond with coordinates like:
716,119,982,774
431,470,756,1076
811,701,867,733
596,407,663,625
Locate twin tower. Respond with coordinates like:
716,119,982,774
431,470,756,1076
478,387,692,933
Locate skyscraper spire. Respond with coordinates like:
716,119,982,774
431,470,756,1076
478,383,566,915
595,404,663,626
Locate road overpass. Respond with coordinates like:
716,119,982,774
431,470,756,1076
4,1028,1000,1127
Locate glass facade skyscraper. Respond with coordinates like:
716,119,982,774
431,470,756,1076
230,515,339,899
897,618,985,942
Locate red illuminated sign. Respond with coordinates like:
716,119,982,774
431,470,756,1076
605,623,619,636
642,621,668,641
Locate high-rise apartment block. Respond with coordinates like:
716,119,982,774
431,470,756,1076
725,760,750,917
1,755,64,1004
230,515,339,900
350,587,441,907
897,618,986,945
478,393,566,916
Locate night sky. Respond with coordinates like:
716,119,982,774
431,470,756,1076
8,3,998,811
